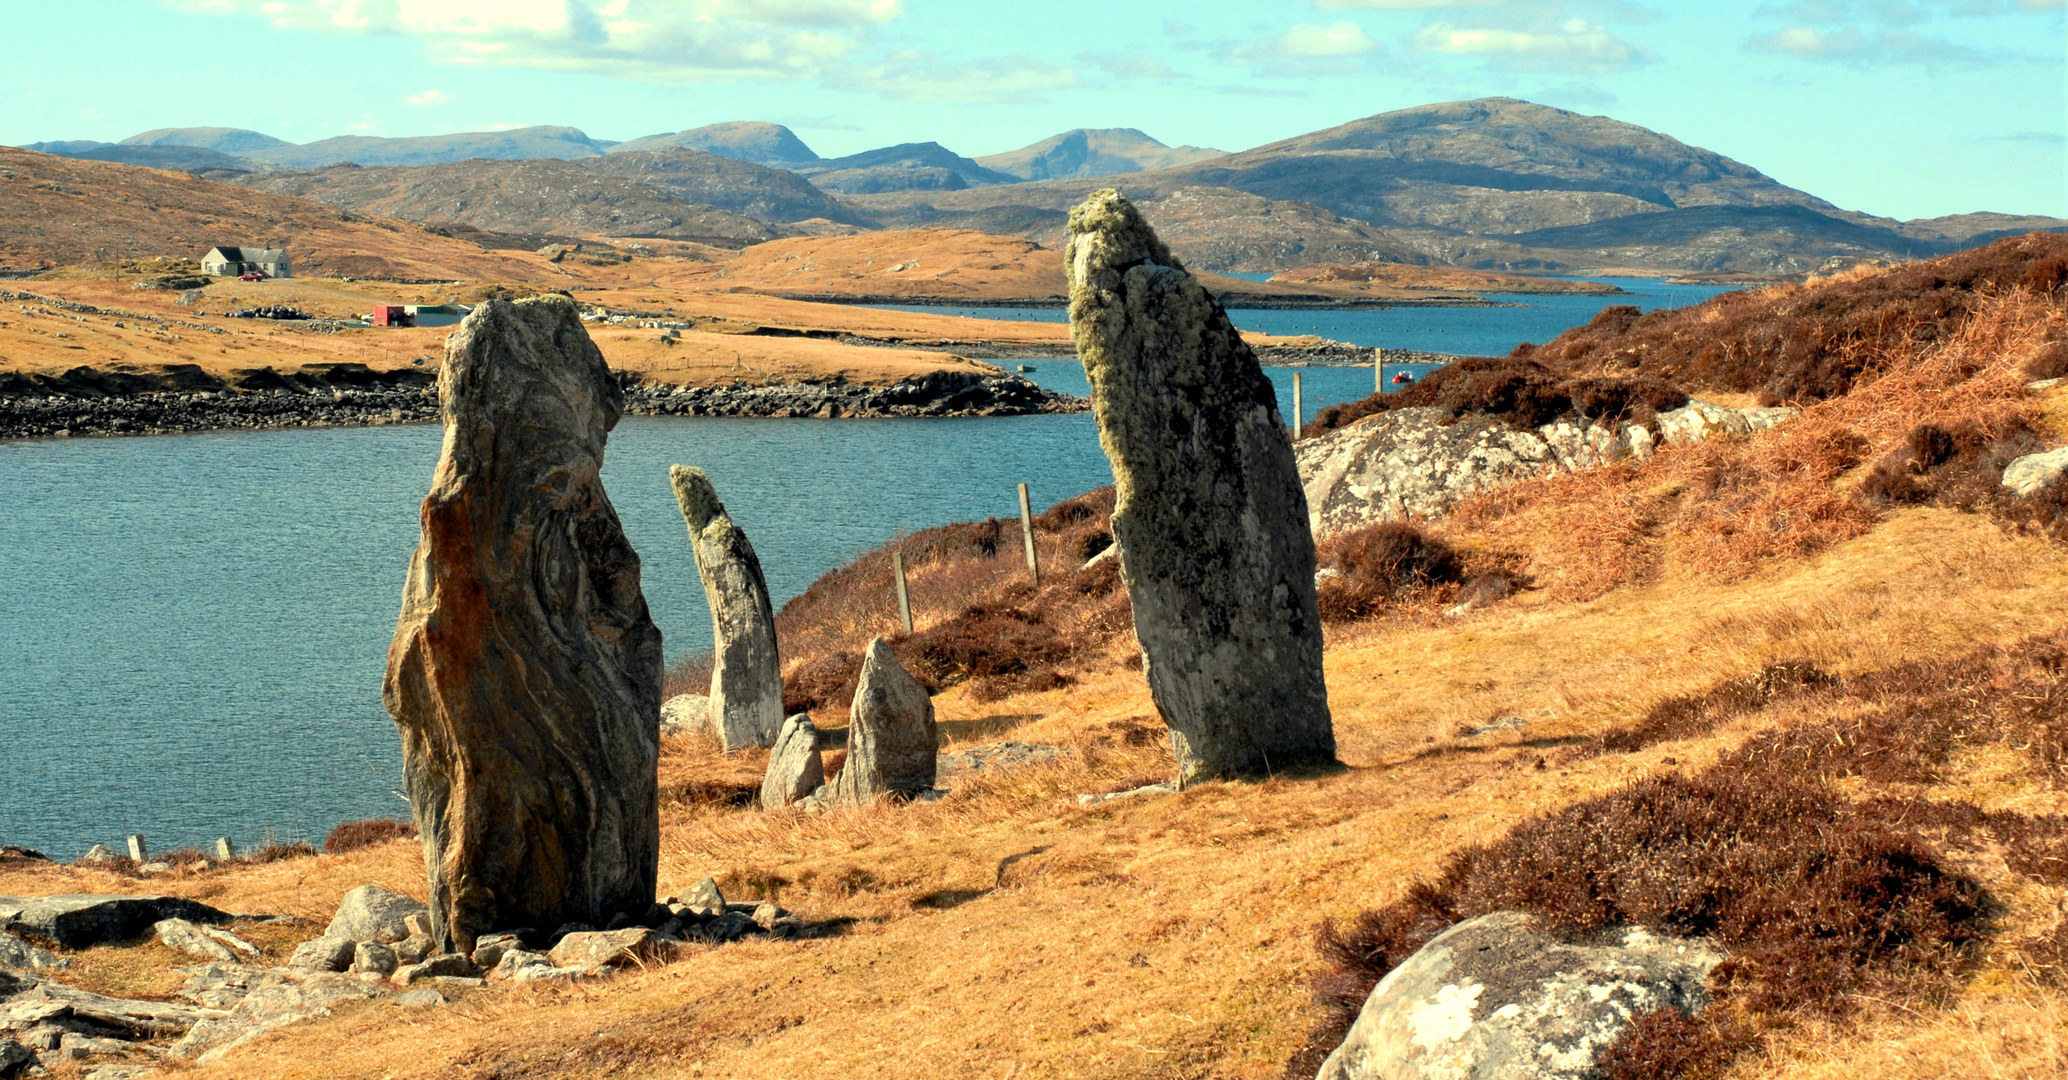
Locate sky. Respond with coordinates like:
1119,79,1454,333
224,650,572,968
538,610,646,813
6,0,2064,221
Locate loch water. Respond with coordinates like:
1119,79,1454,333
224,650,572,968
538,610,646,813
0,281,1729,857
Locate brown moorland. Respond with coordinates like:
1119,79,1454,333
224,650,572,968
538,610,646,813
1270,261,1624,295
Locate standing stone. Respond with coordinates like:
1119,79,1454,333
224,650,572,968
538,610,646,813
125,836,147,862
1064,189,1335,783
384,296,664,956
827,638,937,803
669,466,783,751
760,714,825,810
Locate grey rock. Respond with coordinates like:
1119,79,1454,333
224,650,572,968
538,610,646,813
1065,188,1335,783
751,902,785,931
170,971,382,1062
1316,911,1722,1080
490,949,589,983
0,895,230,950
135,862,173,875
58,1032,141,1061
760,714,825,810
392,987,445,1008
1298,399,1798,540
684,911,758,944
392,954,479,986
0,932,67,971
286,936,355,972
680,878,726,919
547,928,658,968
936,741,1065,781
78,845,118,864
671,465,783,751
4,979,214,1037
826,639,937,803
85,1066,153,1080
383,296,663,956
1076,781,1178,808
0,1039,30,1076
350,940,398,977
153,918,236,962
468,933,522,970
323,886,425,945
658,693,710,737
394,932,434,965
2002,446,2068,497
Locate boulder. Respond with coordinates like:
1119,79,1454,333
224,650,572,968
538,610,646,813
659,693,711,737
0,1040,30,1076
393,987,446,1009
0,932,67,971
468,933,523,970
170,971,383,1062
685,911,759,944
383,296,665,955
78,845,119,864
392,954,479,986
154,918,237,962
547,928,659,968
491,948,585,983
323,886,425,945
1297,399,1798,540
350,940,398,977
679,877,726,919
670,465,784,751
394,932,435,965
2002,446,2068,497
286,935,356,972
1065,188,1335,782
0,894,230,949
1315,911,1722,1080
760,714,825,810
826,639,937,803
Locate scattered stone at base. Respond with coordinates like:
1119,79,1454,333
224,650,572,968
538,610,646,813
171,970,385,1062
685,911,758,945
1077,782,1178,808
393,988,446,1008
287,935,356,972
155,917,238,962
491,949,590,983
0,931,68,971
548,928,659,969
681,878,726,919
469,933,523,970
324,886,427,945
751,903,785,931
392,954,479,986
351,940,399,977
394,932,434,965
1315,911,1722,1080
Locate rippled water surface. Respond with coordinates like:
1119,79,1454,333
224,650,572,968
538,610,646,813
0,280,1738,857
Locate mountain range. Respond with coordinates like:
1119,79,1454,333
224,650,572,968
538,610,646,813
16,99,2066,275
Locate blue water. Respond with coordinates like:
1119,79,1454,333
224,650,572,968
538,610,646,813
874,277,1734,360
0,281,1737,858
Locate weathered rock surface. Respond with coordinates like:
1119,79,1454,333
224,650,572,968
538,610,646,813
761,714,825,809
1316,911,1723,1080
679,878,727,919
392,954,479,985
1065,188,1335,783
826,639,938,803
659,693,710,736
671,465,783,751
0,895,229,950
286,935,356,972
936,741,1065,781
0,932,67,971
1297,399,1797,539
383,296,665,954
324,886,425,945
351,940,399,977
170,967,382,1062
547,928,658,969
468,933,523,970
2001,445,2068,497
490,949,585,983
153,918,237,962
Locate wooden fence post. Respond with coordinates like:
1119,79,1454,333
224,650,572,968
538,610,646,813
1018,482,1040,585
1292,370,1303,441
892,550,913,634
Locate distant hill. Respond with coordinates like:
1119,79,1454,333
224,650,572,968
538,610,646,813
242,126,609,168
579,149,865,226
0,147,542,279
607,122,819,165
976,128,1224,180
30,143,251,174
796,142,1019,195
121,127,292,154
233,158,776,247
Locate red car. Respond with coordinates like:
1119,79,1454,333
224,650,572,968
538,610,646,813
238,272,264,282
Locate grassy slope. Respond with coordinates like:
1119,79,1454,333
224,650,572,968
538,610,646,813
4,242,2067,1079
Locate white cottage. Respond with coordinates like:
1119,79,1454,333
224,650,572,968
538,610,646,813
201,246,292,278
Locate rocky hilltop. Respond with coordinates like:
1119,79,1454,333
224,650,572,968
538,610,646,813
975,128,1225,180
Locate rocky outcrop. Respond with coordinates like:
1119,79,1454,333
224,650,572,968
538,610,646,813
826,639,938,804
0,895,229,950
1297,399,1798,539
621,370,1079,420
2001,446,2068,497
670,466,783,751
153,919,256,963
1065,188,1335,783
0,933,66,971
383,296,665,954
761,714,825,810
168,964,383,1062
1316,912,1722,1080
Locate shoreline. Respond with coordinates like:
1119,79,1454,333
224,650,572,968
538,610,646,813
774,292,1503,310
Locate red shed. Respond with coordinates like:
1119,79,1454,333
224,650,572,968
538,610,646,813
371,305,412,327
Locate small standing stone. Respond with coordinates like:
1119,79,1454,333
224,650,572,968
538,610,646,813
827,638,937,803
214,838,236,860
352,940,399,977
760,714,825,810
670,465,784,751
125,836,147,862
1064,188,1336,783
680,877,726,918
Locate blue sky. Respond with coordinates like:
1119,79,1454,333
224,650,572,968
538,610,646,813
9,0,2064,220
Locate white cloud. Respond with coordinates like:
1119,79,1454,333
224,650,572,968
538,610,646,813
1278,20,1379,56
1744,0,2041,65
170,0,904,81
1412,17,1647,71
1746,23,1990,63
1221,20,1382,75
832,51,1079,103
1077,50,1183,80
403,88,452,106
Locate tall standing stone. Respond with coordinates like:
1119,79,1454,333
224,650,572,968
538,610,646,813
384,296,663,956
669,465,784,750
1064,189,1335,783
827,638,936,803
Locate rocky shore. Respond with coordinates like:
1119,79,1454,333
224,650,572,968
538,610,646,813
0,370,1082,440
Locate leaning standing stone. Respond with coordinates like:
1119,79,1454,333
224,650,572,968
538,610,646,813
761,714,825,810
670,466,784,751
827,638,936,803
1064,188,1335,783
384,296,664,956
